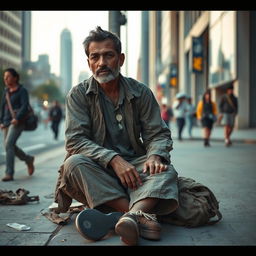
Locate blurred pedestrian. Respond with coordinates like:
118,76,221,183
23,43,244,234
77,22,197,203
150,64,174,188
172,92,188,141
54,26,178,246
49,100,63,140
40,105,49,129
0,68,35,181
186,96,196,139
160,104,173,128
218,84,238,147
196,89,218,147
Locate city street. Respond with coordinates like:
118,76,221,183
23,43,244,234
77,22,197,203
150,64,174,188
0,126,255,246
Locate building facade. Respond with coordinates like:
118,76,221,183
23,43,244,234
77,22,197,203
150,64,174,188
21,11,31,69
144,11,256,129
60,28,72,95
0,11,22,70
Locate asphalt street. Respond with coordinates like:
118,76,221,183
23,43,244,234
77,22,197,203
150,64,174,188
0,127,255,246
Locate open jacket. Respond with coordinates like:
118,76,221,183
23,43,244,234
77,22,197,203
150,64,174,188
0,85,30,127
54,75,173,213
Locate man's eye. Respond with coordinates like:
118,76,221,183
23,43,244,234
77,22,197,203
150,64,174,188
106,53,114,58
90,55,98,60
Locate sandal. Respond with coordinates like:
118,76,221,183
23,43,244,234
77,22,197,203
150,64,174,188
75,208,123,241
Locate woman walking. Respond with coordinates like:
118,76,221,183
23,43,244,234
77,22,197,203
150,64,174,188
196,90,218,147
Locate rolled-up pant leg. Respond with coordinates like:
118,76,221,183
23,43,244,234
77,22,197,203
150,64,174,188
62,154,129,209
128,155,179,216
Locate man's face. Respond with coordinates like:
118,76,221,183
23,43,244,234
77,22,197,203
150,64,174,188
3,72,17,87
87,39,125,84
227,88,233,95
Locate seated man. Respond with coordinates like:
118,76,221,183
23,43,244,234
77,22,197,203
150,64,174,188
54,26,178,246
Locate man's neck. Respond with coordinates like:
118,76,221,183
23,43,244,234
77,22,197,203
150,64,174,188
99,76,120,94
8,83,19,92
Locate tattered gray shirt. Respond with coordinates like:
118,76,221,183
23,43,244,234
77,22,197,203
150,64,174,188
55,74,173,211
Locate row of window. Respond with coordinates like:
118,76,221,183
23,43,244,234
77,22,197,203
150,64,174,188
0,26,21,45
0,11,22,32
0,41,21,58
0,58,20,70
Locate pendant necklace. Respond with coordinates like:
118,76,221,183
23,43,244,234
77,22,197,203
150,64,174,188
116,113,123,130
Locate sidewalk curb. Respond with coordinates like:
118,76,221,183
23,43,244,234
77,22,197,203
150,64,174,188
175,137,256,144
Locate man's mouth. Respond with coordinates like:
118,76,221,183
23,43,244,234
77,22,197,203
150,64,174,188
97,68,111,76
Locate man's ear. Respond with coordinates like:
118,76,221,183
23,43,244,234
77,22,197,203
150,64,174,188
87,59,91,70
119,53,125,67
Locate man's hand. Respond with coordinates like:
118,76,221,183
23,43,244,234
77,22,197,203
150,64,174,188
109,155,142,190
10,118,18,125
143,155,168,176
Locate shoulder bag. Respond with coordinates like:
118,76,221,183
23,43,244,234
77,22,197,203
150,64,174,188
5,92,38,131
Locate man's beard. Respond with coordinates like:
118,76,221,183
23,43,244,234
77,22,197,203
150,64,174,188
93,66,120,84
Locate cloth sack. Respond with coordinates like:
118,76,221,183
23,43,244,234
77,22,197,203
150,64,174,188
159,176,222,227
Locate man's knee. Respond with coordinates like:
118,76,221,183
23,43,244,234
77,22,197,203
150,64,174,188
63,154,91,175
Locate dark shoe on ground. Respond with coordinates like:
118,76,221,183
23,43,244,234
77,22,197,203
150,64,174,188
75,208,123,241
2,174,14,182
225,139,232,147
26,156,35,176
115,210,161,246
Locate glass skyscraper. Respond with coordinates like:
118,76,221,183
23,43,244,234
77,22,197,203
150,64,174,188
60,28,72,95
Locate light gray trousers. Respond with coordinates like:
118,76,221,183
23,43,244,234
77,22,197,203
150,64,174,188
3,123,33,176
62,154,179,215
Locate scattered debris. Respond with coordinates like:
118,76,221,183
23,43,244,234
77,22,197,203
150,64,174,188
41,201,86,225
0,188,39,205
44,193,55,199
6,223,31,231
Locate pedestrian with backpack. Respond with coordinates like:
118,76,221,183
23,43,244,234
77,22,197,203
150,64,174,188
49,100,63,140
218,84,238,147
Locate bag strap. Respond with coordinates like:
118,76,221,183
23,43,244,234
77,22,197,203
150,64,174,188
5,92,16,119
225,95,236,110
206,189,223,225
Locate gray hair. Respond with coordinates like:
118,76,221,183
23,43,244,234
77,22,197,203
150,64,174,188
83,26,122,57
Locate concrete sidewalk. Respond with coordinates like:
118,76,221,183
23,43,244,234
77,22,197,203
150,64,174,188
170,124,256,144
0,129,256,246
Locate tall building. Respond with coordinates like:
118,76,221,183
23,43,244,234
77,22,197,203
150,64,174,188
60,28,72,95
145,11,256,129
25,54,51,87
0,11,22,70
21,11,31,69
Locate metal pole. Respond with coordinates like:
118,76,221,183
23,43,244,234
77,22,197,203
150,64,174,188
108,11,120,37
141,11,149,85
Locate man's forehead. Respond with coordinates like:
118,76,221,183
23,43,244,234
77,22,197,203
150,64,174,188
88,39,115,54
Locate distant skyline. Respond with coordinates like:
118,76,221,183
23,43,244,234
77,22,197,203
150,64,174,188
31,11,141,86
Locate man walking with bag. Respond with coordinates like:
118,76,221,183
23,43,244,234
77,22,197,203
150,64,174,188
219,84,238,147
0,68,35,181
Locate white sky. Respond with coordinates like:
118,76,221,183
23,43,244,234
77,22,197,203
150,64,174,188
31,11,141,86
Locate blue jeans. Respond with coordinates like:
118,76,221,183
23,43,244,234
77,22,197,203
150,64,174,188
3,123,33,176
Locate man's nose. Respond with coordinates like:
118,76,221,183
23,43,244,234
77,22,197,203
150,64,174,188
98,55,107,66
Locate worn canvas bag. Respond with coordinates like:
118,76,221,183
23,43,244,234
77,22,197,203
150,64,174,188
6,92,38,131
159,176,222,227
